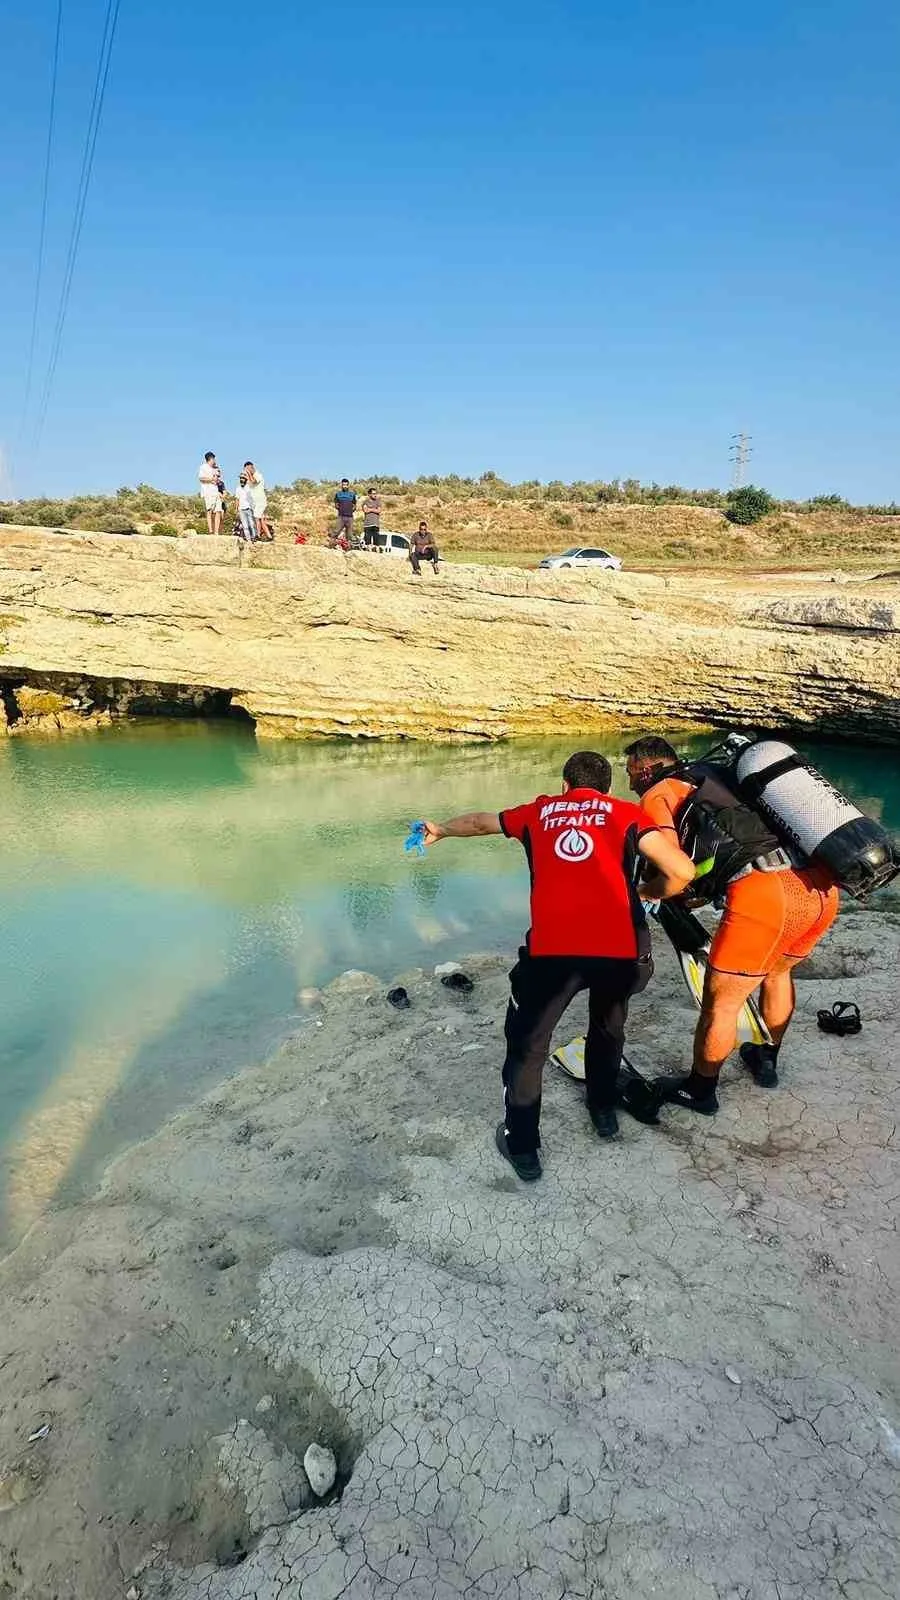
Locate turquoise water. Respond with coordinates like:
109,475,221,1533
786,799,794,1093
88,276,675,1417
0,724,897,1249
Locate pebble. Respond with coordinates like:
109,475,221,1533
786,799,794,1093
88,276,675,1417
724,1366,742,1386
304,1441,337,1498
255,1394,275,1414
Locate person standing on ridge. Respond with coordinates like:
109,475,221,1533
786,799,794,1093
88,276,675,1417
334,479,357,539
362,487,382,547
244,462,271,540
198,451,223,535
234,472,259,541
420,751,695,1180
623,734,840,1114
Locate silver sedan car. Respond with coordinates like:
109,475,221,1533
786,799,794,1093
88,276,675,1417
538,546,623,571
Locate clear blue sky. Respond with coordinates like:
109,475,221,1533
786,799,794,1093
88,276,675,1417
2,0,898,501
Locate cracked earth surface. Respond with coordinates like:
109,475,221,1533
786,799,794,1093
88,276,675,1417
0,910,898,1599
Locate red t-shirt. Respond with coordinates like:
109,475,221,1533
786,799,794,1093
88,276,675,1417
499,788,657,958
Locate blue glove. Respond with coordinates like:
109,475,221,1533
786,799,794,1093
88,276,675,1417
404,820,427,856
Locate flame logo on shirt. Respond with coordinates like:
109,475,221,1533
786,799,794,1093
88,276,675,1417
555,826,594,862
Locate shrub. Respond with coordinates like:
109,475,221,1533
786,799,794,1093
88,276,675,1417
807,493,848,510
725,486,775,525
149,521,179,537
552,510,574,529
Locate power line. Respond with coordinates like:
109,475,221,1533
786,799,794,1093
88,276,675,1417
20,0,64,438
33,0,123,447
729,431,752,489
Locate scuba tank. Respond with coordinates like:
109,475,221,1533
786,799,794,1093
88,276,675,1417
730,738,899,900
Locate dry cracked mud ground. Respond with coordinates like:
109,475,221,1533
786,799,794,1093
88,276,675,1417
0,909,898,1600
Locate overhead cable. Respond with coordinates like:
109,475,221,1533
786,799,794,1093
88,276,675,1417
33,0,123,446
20,0,64,438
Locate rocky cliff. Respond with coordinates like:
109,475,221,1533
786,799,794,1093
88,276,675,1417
0,527,897,741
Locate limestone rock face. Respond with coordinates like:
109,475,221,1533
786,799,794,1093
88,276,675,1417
0,528,897,741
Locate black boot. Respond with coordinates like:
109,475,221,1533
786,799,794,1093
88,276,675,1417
495,1123,542,1181
652,1072,719,1116
740,1042,779,1088
588,1104,620,1140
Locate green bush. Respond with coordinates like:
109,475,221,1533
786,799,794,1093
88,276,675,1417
552,510,574,529
149,521,179,537
725,486,775,525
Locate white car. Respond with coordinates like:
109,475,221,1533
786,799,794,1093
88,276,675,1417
360,529,412,558
538,546,622,571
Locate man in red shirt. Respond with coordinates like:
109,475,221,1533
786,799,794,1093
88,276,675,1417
421,750,695,1180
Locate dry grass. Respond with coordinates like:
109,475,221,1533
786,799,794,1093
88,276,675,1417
278,491,899,571
2,483,897,572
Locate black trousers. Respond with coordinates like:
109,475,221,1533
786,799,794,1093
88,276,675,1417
502,949,649,1153
410,546,438,573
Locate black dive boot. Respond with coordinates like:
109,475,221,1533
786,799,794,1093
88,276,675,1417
652,1072,719,1116
740,1042,779,1088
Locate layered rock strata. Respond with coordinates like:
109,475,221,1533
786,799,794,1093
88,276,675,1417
0,528,897,741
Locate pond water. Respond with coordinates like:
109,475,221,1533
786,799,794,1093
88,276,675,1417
0,724,897,1249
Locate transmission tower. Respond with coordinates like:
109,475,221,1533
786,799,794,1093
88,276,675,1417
729,432,752,489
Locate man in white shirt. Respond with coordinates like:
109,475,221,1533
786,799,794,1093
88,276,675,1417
198,452,223,535
244,462,271,540
235,474,259,541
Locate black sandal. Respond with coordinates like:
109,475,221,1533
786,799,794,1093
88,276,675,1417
817,1001,862,1036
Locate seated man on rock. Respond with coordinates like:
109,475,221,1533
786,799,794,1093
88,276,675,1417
410,522,439,575
420,751,694,1181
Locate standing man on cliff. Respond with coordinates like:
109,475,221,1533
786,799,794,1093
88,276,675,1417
244,462,272,540
198,452,224,536
334,479,357,539
421,751,694,1180
362,487,382,547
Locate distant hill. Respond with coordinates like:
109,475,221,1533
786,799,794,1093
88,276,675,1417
2,476,897,569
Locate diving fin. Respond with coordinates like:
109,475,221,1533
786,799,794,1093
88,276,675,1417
655,899,710,955
550,1046,661,1126
653,903,772,1047
551,1037,587,1080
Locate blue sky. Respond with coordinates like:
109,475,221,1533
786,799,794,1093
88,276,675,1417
2,0,898,501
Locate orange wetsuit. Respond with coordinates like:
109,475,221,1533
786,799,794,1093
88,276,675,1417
641,776,839,978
